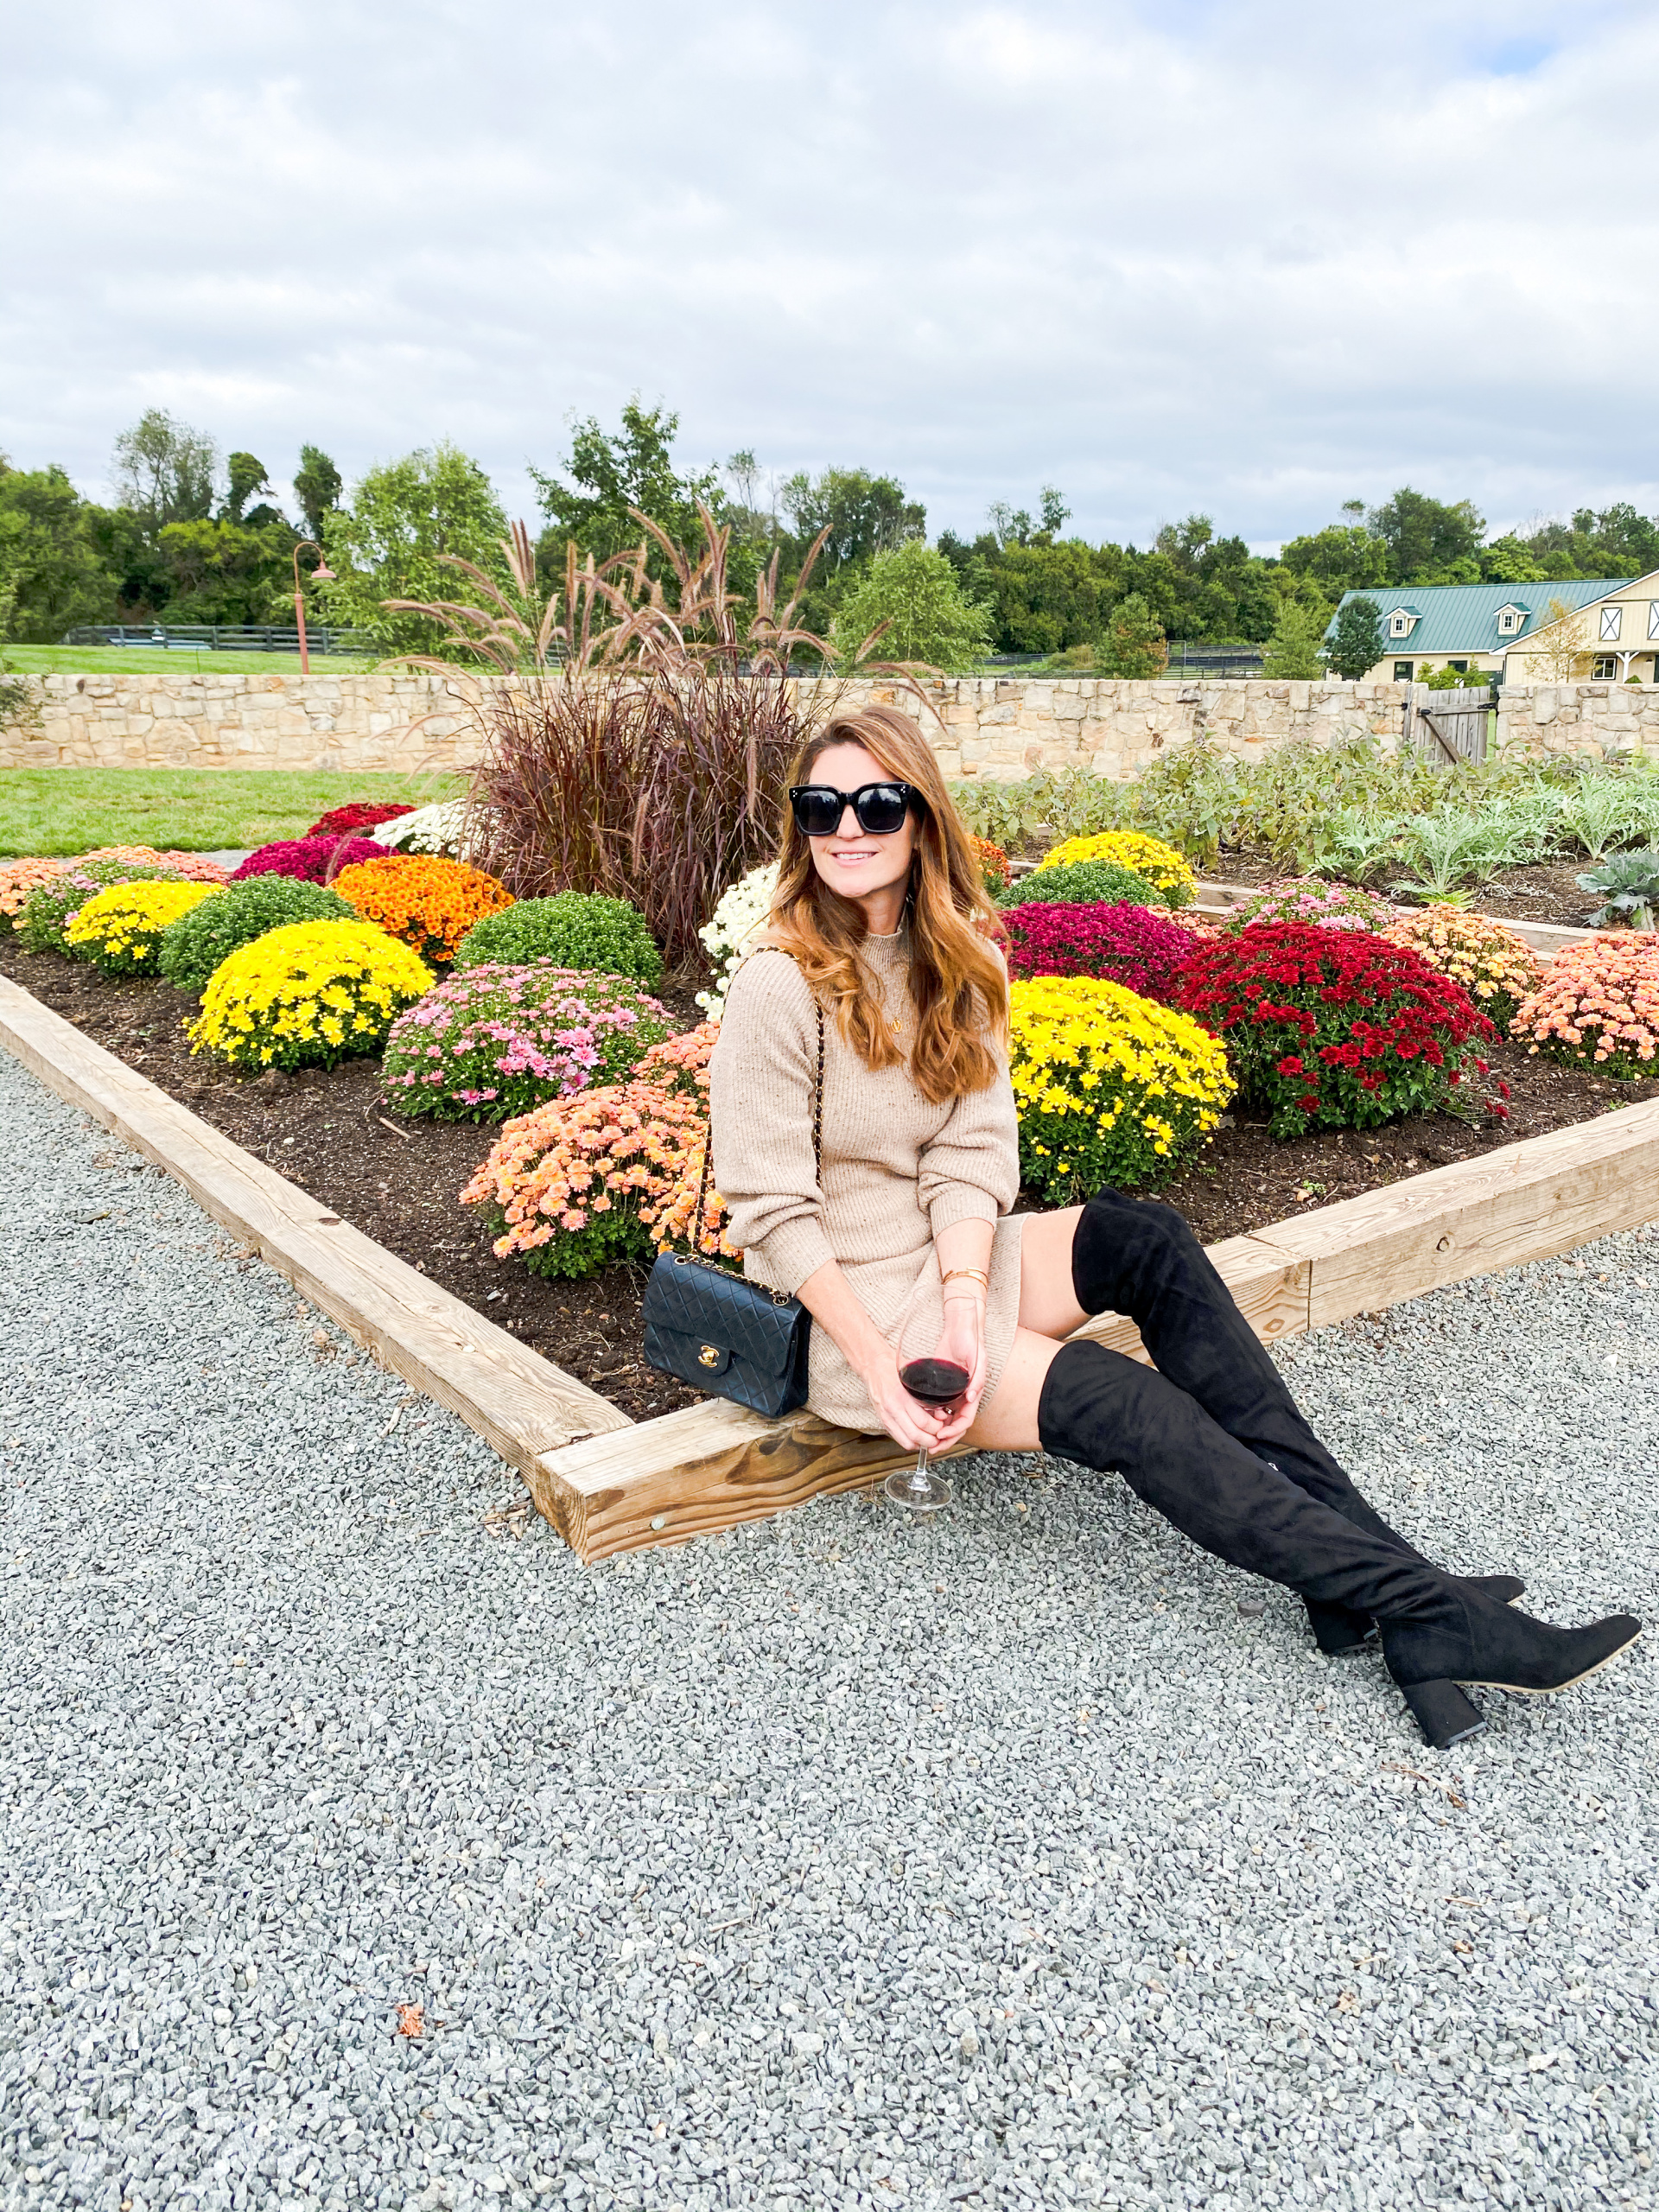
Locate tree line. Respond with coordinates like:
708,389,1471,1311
3,401,1656,675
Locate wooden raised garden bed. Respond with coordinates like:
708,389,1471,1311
6,965,1659,1566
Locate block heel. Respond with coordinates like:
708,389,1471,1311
1400,1677,1487,1750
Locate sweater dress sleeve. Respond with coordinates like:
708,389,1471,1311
914,1051,1020,1237
706,950,832,1295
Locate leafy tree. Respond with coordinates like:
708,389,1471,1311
1517,503,1659,581
1101,593,1167,678
224,453,273,525
112,410,219,542
321,443,508,657
986,501,1033,549
0,461,120,640
293,446,344,541
779,467,925,575
156,518,296,625
1281,524,1390,600
1039,486,1071,534
1154,515,1215,569
531,401,719,574
1478,534,1549,583
1367,487,1484,584
721,448,780,557
1262,598,1329,679
963,537,1121,654
1324,594,1386,680
830,540,993,671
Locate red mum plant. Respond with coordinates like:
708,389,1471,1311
1002,900,1198,1002
231,836,393,885
305,801,416,837
1172,920,1496,1138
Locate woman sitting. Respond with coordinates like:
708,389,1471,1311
708,704,1640,1749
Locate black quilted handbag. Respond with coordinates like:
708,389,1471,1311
640,954,824,1418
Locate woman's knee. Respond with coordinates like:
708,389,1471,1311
1084,1185,1198,1265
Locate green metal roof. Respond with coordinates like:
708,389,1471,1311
1325,577,1632,655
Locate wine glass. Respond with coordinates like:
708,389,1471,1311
883,1289,969,1514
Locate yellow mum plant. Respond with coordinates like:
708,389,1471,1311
188,920,434,1071
1035,830,1198,907
1008,975,1234,1200
1381,904,1543,1028
64,880,223,976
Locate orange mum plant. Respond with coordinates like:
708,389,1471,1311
332,855,513,963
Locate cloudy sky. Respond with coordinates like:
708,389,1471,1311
4,0,1656,550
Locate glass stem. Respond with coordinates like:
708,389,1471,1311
909,1445,932,1495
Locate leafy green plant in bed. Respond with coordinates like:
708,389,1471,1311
453,891,664,984
1556,777,1655,861
1577,847,1659,930
998,859,1168,911
157,874,355,991
1389,805,1535,905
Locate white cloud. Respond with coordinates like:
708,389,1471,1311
1,0,1654,546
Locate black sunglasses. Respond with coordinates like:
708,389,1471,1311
789,781,919,838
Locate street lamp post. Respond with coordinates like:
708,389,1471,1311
291,541,336,674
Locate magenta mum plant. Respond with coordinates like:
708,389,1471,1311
232,836,391,886
382,963,677,1122
1002,899,1198,1001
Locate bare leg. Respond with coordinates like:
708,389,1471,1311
963,1325,1065,1452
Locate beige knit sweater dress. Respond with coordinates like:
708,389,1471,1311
708,931,1025,1433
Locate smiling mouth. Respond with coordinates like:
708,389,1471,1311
829,849,880,861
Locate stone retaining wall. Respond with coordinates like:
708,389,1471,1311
4,668,1657,779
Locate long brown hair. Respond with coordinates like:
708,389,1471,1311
770,703,1007,1103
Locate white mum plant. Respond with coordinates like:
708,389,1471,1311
696,862,779,1016
369,798,474,857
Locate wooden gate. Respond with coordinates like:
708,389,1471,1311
1404,683,1495,765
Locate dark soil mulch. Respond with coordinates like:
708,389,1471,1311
1196,855,1601,929
4,938,1656,1418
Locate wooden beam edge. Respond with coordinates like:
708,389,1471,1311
536,1228,1315,1562
0,974,630,1472
540,1100,1659,1560
12,965,1656,1567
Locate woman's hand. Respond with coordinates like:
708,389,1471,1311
928,1293,988,1452
856,1338,959,1455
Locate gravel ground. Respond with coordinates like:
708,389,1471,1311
2,1049,1656,2212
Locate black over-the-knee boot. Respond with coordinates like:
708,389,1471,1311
1070,1187,1522,1652
1039,1339,1642,1747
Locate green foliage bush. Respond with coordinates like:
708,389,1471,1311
157,874,354,991
999,859,1167,911
454,891,664,984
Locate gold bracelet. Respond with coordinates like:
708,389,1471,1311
941,1266,989,1291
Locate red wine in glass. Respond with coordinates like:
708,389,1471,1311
884,1357,969,1512
899,1357,969,1406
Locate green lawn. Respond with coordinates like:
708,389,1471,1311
4,645,377,676
0,769,464,857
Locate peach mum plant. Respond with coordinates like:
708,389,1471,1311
1382,904,1544,1030
1510,932,1659,1078
461,1025,736,1281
